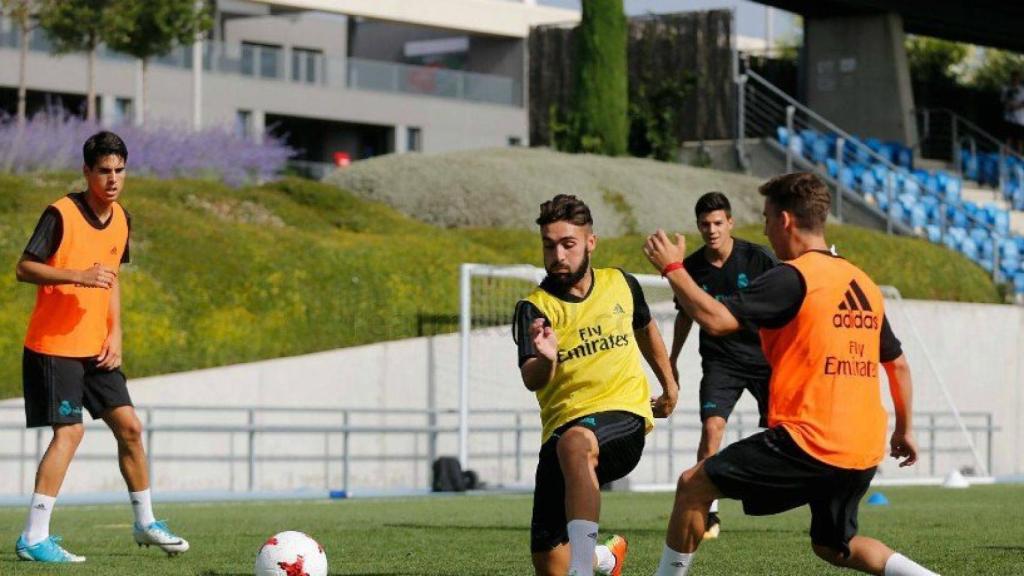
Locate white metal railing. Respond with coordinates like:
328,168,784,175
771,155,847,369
0,405,995,496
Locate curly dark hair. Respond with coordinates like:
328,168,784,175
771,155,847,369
536,194,593,227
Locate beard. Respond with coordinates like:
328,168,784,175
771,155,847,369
545,251,591,292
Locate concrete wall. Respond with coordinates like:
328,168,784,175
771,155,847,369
1,298,1021,496
805,13,918,146
348,20,524,80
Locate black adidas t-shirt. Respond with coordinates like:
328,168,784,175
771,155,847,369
720,250,903,362
675,238,777,377
514,269,651,367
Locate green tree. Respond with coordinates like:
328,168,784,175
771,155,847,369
37,0,112,122
571,0,628,156
905,35,969,84
970,48,1024,92
104,0,212,124
0,0,39,125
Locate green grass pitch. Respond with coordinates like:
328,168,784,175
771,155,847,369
1,485,1021,575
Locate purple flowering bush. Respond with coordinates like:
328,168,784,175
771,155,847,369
0,113,293,186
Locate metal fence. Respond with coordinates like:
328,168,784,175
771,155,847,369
0,405,997,496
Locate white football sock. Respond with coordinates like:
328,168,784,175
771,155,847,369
708,499,719,514
654,544,693,576
595,543,616,573
567,519,598,576
884,553,940,576
130,489,156,527
23,493,56,545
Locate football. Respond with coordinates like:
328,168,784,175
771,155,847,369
254,531,328,576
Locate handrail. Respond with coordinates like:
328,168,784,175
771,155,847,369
742,69,997,239
919,107,1022,160
746,69,910,174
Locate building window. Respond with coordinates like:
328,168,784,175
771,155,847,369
241,42,282,79
113,98,133,125
407,127,422,153
508,136,523,147
292,47,323,84
235,110,252,140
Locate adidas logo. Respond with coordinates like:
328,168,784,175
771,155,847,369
587,532,597,540
33,504,47,510
612,303,625,315
833,279,879,329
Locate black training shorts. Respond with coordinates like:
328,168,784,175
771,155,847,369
699,367,770,427
530,411,646,553
22,347,133,428
703,426,876,557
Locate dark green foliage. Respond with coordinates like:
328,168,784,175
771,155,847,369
570,0,628,156
103,0,212,62
628,74,694,161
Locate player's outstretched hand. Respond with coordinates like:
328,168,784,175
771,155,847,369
78,263,117,289
889,429,918,467
650,385,678,418
529,318,558,362
643,230,687,273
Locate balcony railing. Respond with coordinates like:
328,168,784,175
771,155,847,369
0,29,522,108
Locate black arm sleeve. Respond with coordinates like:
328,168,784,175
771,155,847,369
513,300,549,367
122,209,131,264
879,315,903,363
754,244,780,271
621,271,652,329
721,264,806,330
22,207,62,262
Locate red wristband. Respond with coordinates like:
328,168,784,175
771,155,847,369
661,262,684,277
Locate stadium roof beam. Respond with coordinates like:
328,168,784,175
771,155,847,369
757,0,1024,53
241,0,581,38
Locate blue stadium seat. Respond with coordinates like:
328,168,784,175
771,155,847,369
960,237,979,261
1015,272,1024,295
825,158,839,178
909,204,927,230
925,225,942,243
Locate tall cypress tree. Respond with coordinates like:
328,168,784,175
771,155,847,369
572,0,628,156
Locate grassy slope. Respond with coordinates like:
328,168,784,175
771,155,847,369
1,486,1021,574
0,173,1000,399
325,147,772,236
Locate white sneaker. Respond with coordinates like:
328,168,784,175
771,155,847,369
133,520,189,556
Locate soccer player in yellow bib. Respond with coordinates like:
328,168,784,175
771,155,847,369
513,194,679,576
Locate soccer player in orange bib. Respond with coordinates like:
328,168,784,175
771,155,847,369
643,173,938,576
15,132,188,563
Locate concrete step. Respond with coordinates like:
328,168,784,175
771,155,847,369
916,157,955,172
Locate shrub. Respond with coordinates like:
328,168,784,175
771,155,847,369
0,112,293,186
